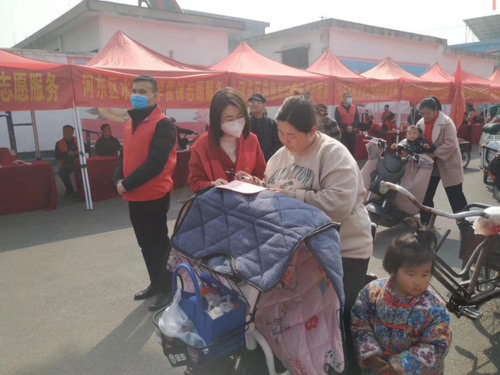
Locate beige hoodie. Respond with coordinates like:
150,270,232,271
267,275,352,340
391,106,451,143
265,132,373,259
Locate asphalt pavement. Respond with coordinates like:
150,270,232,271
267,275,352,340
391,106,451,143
1,144,499,375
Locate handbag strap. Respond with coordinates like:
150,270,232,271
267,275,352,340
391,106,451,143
199,272,237,297
172,263,204,314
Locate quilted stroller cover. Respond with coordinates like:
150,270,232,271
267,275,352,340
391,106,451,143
170,187,346,374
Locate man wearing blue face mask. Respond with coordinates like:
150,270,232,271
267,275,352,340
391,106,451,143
335,91,360,156
113,74,178,311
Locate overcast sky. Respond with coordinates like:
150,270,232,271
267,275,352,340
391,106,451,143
0,0,497,48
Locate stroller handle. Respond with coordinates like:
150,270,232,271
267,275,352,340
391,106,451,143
382,182,489,220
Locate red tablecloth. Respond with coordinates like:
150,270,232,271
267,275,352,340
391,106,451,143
0,161,57,215
354,133,368,160
173,150,191,189
470,124,482,144
74,156,120,202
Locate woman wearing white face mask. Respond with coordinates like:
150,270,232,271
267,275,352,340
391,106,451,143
188,87,266,192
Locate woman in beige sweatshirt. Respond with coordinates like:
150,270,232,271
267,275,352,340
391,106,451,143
238,94,373,374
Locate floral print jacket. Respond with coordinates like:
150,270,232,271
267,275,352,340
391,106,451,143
351,277,452,374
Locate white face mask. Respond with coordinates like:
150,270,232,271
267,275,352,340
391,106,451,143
221,118,246,138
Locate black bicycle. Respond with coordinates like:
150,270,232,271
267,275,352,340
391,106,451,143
383,182,500,324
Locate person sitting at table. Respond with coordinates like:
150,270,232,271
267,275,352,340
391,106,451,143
360,115,374,134
381,104,390,122
95,124,121,156
55,125,87,196
381,112,397,131
170,117,199,150
188,87,266,192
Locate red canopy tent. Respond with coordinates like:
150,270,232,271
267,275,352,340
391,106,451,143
361,58,451,103
306,50,375,104
0,49,73,111
71,31,229,109
452,69,491,103
488,69,500,102
85,31,211,77
209,42,332,106
420,63,454,103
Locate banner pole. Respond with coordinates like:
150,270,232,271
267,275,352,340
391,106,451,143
30,111,41,160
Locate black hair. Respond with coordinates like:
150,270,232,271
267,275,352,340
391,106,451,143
276,94,317,133
63,125,74,131
419,96,442,112
208,87,250,147
383,229,436,274
100,123,110,131
407,125,423,136
133,74,158,93
386,112,396,121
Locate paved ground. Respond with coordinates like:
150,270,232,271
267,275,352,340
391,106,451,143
1,145,499,375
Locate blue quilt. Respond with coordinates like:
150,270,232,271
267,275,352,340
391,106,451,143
171,187,344,303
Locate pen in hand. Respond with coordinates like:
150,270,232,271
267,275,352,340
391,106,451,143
225,171,253,181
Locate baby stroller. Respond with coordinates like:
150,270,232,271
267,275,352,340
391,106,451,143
155,186,347,375
360,137,434,228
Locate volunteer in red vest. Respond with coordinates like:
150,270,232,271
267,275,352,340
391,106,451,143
54,125,83,196
335,91,360,156
188,87,266,192
113,75,178,311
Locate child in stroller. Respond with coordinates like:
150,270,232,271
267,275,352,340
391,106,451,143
391,125,436,157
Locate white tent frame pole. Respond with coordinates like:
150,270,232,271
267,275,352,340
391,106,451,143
72,105,93,210
30,111,41,160
396,101,402,143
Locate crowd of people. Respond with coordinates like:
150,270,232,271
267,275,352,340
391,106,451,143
54,74,469,374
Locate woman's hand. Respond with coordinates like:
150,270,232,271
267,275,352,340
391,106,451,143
268,187,288,195
211,178,228,186
235,171,261,185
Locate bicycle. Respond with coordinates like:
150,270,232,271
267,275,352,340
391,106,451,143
382,181,500,321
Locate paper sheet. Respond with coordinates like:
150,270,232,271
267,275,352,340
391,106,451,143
215,180,267,194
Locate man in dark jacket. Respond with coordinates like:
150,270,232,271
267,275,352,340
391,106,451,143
54,125,88,196
95,123,121,156
315,103,341,141
114,75,177,311
248,93,282,161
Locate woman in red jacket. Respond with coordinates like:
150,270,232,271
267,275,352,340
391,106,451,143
188,87,267,192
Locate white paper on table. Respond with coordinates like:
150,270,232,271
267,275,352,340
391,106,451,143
215,180,267,194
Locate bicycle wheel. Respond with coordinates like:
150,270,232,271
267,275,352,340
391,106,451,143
476,297,500,337
462,151,470,169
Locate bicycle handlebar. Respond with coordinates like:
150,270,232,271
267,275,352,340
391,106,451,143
382,182,489,220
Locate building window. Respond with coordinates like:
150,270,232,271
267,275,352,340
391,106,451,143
281,47,309,69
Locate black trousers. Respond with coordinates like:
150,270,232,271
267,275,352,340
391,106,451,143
341,131,356,156
59,161,75,193
342,257,370,375
420,176,468,225
128,192,173,293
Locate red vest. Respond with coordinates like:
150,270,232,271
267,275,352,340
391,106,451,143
56,137,78,167
337,104,356,126
122,106,177,201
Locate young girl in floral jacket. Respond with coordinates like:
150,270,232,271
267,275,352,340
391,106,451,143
351,230,452,374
